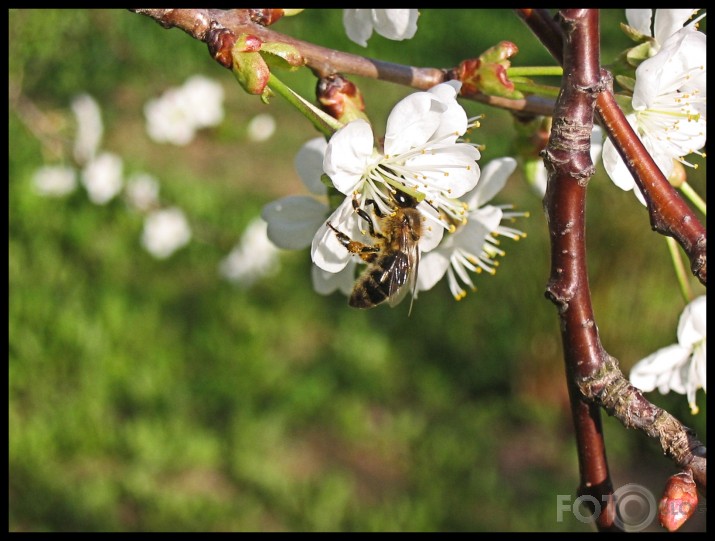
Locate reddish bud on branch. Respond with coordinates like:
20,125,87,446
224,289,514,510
455,41,522,99
659,471,698,532
316,74,367,124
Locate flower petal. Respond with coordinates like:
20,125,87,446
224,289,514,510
633,28,706,111
295,137,328,195
653,9,699,44
415,201,445,252
416,250,450,291
342,9,374,47
261,195,328,250
625,9,654,37
427,81,468,140
676,295,706,347
323,120,375,195
629,343,691,393
310,197,360,272
384,92,446,155
371,9,418,41
405,143,481,196
312,260,357,295
463,157,516,208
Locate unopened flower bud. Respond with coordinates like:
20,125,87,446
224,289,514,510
231,34,270,95
658,471,698,532
456,41,523,99
316,74,369,124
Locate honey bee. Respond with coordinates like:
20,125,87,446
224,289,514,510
327,190,422,311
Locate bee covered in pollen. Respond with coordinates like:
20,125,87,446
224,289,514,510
327,189,424,311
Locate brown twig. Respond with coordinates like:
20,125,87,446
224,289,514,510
541,9,618,531
129,8,556,117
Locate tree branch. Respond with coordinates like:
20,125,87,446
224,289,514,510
541,9,618,531
534,7,706,513
129,8,556,117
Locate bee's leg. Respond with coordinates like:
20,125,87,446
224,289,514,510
364,198,384,218
351,197,385,240
327,222,380,262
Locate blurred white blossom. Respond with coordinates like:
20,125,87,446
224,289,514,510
630,295,706,414
32,165,77,197
125,172,160,212
246,113,276,142
81,152,123,205
71,93,103,164
141,207,192,259
180,75,225,129
219,217,281,287
343,9,419,47
144,75,224,146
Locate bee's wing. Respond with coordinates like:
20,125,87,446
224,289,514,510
387,231,420,309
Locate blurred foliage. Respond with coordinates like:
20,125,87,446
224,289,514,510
9,9,706,532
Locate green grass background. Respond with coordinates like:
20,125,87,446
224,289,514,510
9,9,706,532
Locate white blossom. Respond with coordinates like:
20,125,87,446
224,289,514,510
180,75,225,129
125,172,160,212
81,152,123,205
219,217,281,287
246,113,276,142
417,157,526,299
144,75,224,146
141,207,192,259
71,93,103,164
313,80,480,274
343,9,419,47
32,165,77,197
629,295,706,414
144,88,196,146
